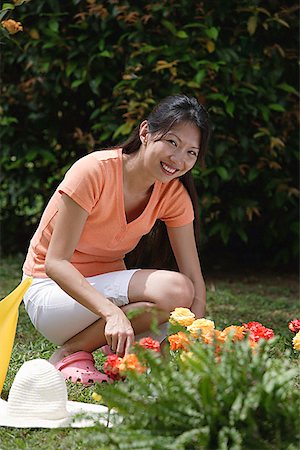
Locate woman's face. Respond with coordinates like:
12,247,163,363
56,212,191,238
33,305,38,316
141,121,201,183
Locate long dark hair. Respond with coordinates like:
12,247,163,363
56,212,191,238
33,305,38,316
120,94,211,269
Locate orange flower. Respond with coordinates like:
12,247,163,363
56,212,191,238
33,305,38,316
1,19,23,34
222,325,245,342
214,329,226,344
168,331,191,351
200,329,216,344
118,354,146,374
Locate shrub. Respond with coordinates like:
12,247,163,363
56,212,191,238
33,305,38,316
89,339,299,450
0,1,298,265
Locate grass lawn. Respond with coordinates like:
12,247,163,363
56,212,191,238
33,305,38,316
0,256,299,450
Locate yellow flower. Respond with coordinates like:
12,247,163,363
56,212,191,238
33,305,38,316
169,308,195,327
180,351,194,362
92,392,102,402
186,318,215,338
293,331,300,351
1,19,23,34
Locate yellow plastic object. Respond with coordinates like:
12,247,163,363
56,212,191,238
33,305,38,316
0,277,33,394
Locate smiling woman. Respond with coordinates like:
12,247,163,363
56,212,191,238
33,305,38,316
21,94,211,386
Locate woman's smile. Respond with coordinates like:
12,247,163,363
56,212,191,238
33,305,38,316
160,161,179,176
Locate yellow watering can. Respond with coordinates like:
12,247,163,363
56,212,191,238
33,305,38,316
0,277,32,394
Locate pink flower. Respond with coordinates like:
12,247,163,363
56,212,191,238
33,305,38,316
137,337,160,352
243,321,274,343
288,319,300,334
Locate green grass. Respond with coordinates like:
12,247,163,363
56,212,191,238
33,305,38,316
0,256,299,450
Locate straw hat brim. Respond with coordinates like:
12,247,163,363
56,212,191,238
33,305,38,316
0,398,111,428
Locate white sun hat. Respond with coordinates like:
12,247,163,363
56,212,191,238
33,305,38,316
0,359,112,428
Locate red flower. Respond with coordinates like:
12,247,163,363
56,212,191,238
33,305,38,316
243,321,274,343
288,319,300,334
103,354,123,381
137,337,160,352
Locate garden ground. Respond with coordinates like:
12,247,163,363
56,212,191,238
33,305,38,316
0,256,298,450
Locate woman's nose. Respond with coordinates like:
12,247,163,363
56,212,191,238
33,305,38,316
170,152,184,169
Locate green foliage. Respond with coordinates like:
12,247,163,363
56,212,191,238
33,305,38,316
89,340,299,449
0,0,298,264
1,257,299,449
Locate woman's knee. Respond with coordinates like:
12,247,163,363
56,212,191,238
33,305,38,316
128,269,194,312
165,272,194,309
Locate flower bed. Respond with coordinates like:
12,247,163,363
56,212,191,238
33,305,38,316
89,310,299,449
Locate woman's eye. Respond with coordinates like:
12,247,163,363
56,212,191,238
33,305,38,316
168,140,177,147
188,150,198,157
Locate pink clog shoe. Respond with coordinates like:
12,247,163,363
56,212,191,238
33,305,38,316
55,351,111,386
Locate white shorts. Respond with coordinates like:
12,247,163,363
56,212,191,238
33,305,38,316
22,270,139,345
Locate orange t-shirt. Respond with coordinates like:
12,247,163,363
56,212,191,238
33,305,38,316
23,149,194,277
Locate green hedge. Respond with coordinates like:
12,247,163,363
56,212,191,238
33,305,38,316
0,0,298,265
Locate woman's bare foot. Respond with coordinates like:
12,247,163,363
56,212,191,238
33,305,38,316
49,347,74,365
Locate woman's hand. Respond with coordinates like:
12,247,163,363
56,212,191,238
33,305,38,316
104,310,135,357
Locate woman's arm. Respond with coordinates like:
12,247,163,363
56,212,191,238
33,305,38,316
45,193,134,354
167,223,206,318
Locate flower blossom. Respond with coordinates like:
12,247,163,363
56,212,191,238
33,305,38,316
186,318,215,338
92,392,103,402
221,325,245,342
169,308,195,327
288,319,300,334
243,321,274,343
138,337,160,352
118,354,146,374
103,354,123,381
1,19,23,34
168,331,191,351
293,331,300,351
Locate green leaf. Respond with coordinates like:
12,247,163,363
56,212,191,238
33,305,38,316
225,101,235,117
247,15,257,35
268,103,285,112
49,19,59,33
66,62,77,78
216,167,230,180
237,228,248,243
99,50,113,58
195,69,206,84
176,30,188,39
277,83,298,94
248,168,259,181
161,19,177,36
113,122,133,139
1,3,15,10
0,9,10,20
71,79,84,89
207,93,229,103
205,27,219,41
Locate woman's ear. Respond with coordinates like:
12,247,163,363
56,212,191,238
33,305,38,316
139,120,149,144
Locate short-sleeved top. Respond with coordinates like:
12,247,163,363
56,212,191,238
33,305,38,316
23,149,194,278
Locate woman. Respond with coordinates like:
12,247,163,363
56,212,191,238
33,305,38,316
22,94,211,385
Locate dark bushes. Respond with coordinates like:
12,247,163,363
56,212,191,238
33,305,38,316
0,1,298,265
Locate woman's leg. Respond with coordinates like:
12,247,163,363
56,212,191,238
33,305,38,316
49,301,168,364
127,269,195,311
50,269,193,363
